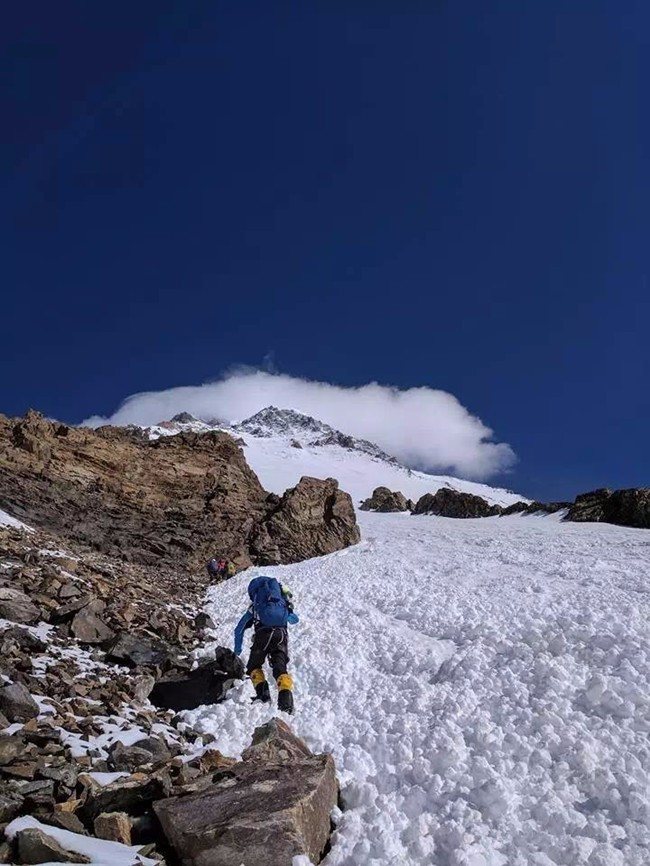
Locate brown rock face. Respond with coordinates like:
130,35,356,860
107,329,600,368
0,411,360,571
413,488,501,519
360,486,413,512
154,718,338,866
252,476,361,565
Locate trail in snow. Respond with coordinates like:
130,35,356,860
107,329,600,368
185,513,650,866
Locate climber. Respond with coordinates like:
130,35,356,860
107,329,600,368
206,557,235,580
233,576,299,714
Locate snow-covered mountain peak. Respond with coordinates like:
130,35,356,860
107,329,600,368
235,406,328,438
234,406,399,465
144,406,527,508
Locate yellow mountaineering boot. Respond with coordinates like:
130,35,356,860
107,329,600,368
276,673,294,714
250,668,270,703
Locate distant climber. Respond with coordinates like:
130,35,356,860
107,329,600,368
233,575,299,714
206,557,235,580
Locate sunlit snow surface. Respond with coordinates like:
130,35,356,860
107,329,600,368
186,511,650,866
0,508,32,531
147,421,526,508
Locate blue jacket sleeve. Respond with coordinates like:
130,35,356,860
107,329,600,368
288,611,299,625
234,610,254,655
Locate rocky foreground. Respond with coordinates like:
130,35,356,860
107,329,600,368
0,409,359,864
0,520,338,864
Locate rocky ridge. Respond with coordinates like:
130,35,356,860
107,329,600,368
153,406,402,467
0,410,360,573
0,519,338,864
362,485,650,530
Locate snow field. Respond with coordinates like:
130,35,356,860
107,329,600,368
186,512,650,866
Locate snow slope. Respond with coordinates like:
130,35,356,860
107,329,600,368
238,434,525,508
144,407,527,508
187,512,650,866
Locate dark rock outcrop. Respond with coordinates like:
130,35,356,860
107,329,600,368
149,648,244,712
500,500,571,516
413,488,501,519
0,411,360,571
154,718,337,866
567,488,612,522
567,487,650,528
360,487,413,513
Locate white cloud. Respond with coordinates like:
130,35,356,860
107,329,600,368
82,369,516,480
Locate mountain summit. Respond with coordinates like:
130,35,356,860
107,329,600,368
234,406,399,465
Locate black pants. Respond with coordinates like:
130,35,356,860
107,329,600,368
246,627,289,679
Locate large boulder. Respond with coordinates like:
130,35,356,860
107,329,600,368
0,411,361,570
567,487,650,529
360,487,413,513
154,718,337,866
0,682,39,723
251,476,360,565
0,587,40,624
413,488,501,519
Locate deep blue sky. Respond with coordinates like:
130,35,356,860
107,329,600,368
2,2,648,500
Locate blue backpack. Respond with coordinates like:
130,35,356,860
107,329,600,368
248,576,289,627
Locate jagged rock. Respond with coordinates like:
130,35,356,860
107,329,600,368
150,652,243,712
105,632,174,669
0,734,24,765
194,612,216,632
360,487,413,512
0,626,46,655
0,682,39,722
69,606,115,644
0,588,39,624
500,500,570,516
606,488,650,528
49,595,96,625
566,488,611,522
15,826,90,864
413,488,501,519
58,583,82,600
154,718,337,866
108,737,172,772
567,487,650,529
78,772,170,821
0,793,22,823
21,779,56,810
132,673,156,704
0,711,9,729
252,476,360,565
242,717,312,764
40,812,87,835
94,811,132,845
38,764,79,794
